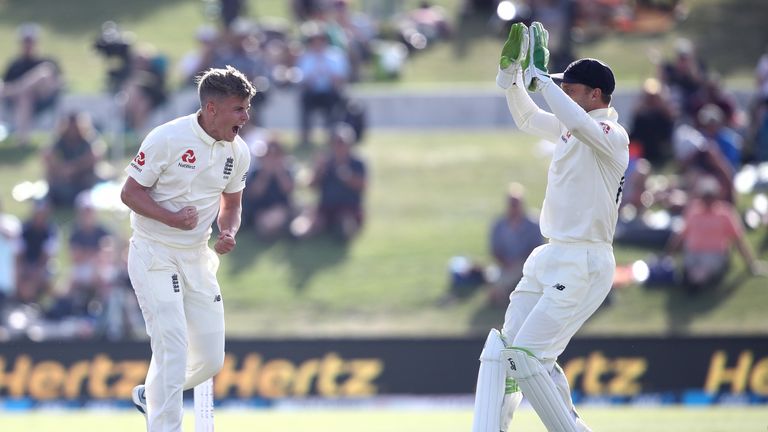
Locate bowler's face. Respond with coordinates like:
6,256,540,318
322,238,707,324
208,95,250,142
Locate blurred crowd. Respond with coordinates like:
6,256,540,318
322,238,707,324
1,1,767,337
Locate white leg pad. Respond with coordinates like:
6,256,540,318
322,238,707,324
472,329,522,432
505,348,580,432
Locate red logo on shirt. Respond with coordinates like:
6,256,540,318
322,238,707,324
600,122,611,134
182,149,196,163
134,151,146,166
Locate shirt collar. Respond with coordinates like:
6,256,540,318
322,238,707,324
588,107,619,121
191,111,221,146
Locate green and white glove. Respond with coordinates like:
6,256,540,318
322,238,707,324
522,22,551,92
496,22,528,89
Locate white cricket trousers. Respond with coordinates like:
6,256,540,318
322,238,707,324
128,236,226,432
502,240,615,366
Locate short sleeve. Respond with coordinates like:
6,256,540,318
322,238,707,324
125,128,168,187
225,141,251,194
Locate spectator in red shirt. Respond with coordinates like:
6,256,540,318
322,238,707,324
666,176,766,293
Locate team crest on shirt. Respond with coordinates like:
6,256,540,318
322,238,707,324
178,149,197,169
223,157,234,179
599,122,611,134
561,131,572,143
130,151,146,172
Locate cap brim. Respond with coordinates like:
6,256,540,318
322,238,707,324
550,72,565,80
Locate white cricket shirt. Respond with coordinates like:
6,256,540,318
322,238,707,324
125,112,250,248
505,78,629,244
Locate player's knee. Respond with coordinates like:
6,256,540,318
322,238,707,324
202,350,225,377
479,328,508,362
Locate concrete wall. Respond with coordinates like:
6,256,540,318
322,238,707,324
54,86,753,134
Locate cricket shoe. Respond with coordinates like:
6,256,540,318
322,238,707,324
132,384,147,417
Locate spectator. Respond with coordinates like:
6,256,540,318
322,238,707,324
296,22,350,147
328,0,377,82
487,183,544,307
178,26,224,88
659,38,705,120
629,78,676,165
216,18,273,126
692,73,745,130
530,0,575,73
0,23,64,147
672,123,736,204
242,135,295,238
62,194,112,316
120,43,168,133
751,46,768,162
0,199,22,307
15,200,58,305
292,123,366,241
697,103,742,174
665,176,766,294
42,111,105,207
397,1,452,52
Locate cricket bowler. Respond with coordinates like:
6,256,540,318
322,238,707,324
471,22,629,432
121,66,255,431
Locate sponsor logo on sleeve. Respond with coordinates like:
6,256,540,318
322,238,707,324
600,122,611,134
130,151,146,172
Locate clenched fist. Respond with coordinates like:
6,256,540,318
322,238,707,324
170,206,199,230
214,229,236,254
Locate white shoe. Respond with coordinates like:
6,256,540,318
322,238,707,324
132,384,147,417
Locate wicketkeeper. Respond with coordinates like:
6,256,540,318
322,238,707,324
472,22,629,432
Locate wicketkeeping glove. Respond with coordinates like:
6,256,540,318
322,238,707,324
496,22,528,89
522,22,551,92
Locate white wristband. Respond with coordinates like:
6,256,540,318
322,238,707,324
496,66,518,90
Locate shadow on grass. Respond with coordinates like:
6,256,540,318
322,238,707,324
662,271,750,335
0,144,38,165
280,234,349,292
225,230,349,292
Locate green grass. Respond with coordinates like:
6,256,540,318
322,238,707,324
0,0,763,93
3,406,767,432
2,130,768,337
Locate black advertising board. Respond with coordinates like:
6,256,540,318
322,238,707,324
0,337,766,404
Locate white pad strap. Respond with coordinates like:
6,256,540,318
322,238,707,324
505,347,580,432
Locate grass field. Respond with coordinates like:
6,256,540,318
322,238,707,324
0,0,763,93
3,406,767,432
2,130,767,338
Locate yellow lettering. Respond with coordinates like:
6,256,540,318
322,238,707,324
88,354,114,398
258,359,295,398
113,361,149,398
583,352,610,395
0,355,32,397
608,358,646,396
293,359,320,397
341,359,382,396
216,354,261,398
705,350,753,394
64,361,90,399
317,353,344,397
29,361,65,400
749,357,768,396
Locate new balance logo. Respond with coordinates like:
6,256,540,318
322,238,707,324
553,283,566,291
214,294,222,302
171,274,180,293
